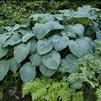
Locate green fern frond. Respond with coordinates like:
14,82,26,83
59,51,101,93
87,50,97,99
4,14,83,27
22,77,71,101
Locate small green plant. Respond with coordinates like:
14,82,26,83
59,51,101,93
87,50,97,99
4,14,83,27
96,87,101,101
22,77,84,101
22,77,70,101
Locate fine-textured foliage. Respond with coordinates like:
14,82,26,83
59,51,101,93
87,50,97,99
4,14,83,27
0,5,100,82
96,87,101,101
67,40,101,90
72,92,84,101
22,77,85,101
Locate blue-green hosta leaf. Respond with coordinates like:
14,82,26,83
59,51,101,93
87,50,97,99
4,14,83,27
18,28,32,35
2,33,22,47
4,25,13,32
96,31,101,39
14,42,31,63
42,50,61,70
0,46,8,59
94,39,101,47
62,24,84,38
70,24,84,37
29,52,41,67
0,60,9,81
51,35,69,51
0,34,11,46
8,58,20,73
61,54,78,73
20,62,36,82
69,37,94,57
54,14,63,21
32,21,64,39
61,29,76,38
39,64,56,77
59,9,75,20
12,24,27,32
22,31,35,42
5,24,26,32
74,6,97,20
30,14,54,23
30,40,37,54
96,33,101,39
37,39,53,55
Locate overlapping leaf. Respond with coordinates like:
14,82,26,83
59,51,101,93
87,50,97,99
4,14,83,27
8,58,20,73
50,35,69,51
32,21,64,39
37,39,53,55
61,54,78,73
0,46,8,59
42,50,61,69
69,37,94,57
0,60,9,81
39,64,56,77
2,33,22,47
29,52,41,67
14,42,31,63
20,62,36,82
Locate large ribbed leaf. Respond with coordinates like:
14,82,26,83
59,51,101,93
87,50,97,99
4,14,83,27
51,35,69,51
29,52,41,67
0,34,11,46
0,46,8,59
32,21,64,39
30,14,54,23
8,58,20,73
59,10,75,18
74,5,97,20
54,14,63,21
20,62,36,82
69,37,94,57
14,42,31,63
22,31,35,42
42,50,61,69
0,60,9,81
12,24,26,32
61,28,76,39
70,24,84,37
61,54,78,73
62,24,84,38
39,64,56,77
2,33,22,47
37,39,53,55
30,40,37,54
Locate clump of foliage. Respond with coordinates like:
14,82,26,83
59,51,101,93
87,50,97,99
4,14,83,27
0,0,101,30
66,39,101,91
22,77,84,101
0,5,100,83
96,87,101,101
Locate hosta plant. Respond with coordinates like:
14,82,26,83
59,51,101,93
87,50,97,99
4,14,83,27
0,5,100,82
